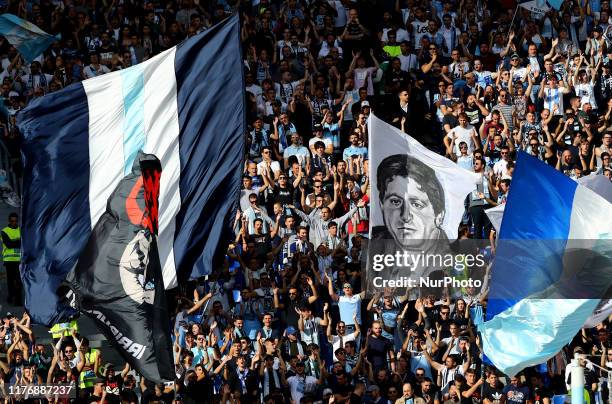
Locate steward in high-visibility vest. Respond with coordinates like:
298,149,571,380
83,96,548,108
2,213,21,304
1,226,20,261
77,337,101,390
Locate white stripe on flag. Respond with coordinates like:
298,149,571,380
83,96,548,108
84,71,126,232
567,185,612,240
85,46,181,288
142,47,180,289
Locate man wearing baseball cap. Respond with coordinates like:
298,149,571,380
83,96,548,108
283,326,307,359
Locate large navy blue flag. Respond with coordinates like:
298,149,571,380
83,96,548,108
18,15,245,326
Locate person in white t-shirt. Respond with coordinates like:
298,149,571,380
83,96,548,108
284,360,322,404
257,146,281,179
328,278,365,346
308,124,333,156
398,41,419,73
444,113,479,156
326,306,360,361
573,65,598,110
245,71,262,99
493,145,511,177
82,54,111,79
410,7,429,50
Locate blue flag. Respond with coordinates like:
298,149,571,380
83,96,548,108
479,153,612,376
0,14,60,62
17,15,245,326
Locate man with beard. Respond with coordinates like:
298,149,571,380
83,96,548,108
327,310,361,360
102,363,130,403
423,352,471,394
397,382,426,404
464,94,489,128
503,375,530,404
391,89,411,130
420,377,442,404
365,321,396,372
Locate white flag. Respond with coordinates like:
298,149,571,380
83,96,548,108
365,113,481,296
368,113,479,240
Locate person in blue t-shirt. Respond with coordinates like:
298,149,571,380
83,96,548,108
503,376,530,404
342,132,368,162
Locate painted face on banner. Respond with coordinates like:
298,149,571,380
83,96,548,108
120,229,155,305
381,175,442,249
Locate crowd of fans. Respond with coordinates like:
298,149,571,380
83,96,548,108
1,0,612,403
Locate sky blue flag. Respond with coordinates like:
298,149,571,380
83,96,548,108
17,15,245,326
0,14,60,62
479,153,612,376
547,0,563,10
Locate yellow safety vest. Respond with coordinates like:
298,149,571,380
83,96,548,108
50,320,79,339
2,226,20,262
79,349,99,389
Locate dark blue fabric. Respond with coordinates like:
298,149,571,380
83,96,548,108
15,15,245,325
17,82,90,326
173,14,245,282
486,152,576,320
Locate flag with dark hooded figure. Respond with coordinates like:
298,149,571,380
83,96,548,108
64,152,173,383
18,14,245,326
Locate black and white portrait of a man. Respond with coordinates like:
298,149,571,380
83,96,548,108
369,154,451,293
365,113,481,298
373,154,449,249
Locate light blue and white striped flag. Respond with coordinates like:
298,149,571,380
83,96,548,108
17,15,246,326
0,14,60,62
480,153,612,376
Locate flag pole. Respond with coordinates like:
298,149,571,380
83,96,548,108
580,360,612,404
571,353,585,404
509,4,520,36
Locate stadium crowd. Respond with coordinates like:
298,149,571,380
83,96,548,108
1,0,612,403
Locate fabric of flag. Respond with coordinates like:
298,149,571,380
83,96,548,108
584,299,612,328
365,113,480,297
0,14,60,62
486,175,612,231
470,304,484,327
479,153,612,377
17,15,245,326
546,0,563,10
518,0,551,16
66,153,174,383
485,174,612,329
367,113,480,241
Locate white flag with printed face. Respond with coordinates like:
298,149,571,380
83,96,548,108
366,113,481,297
